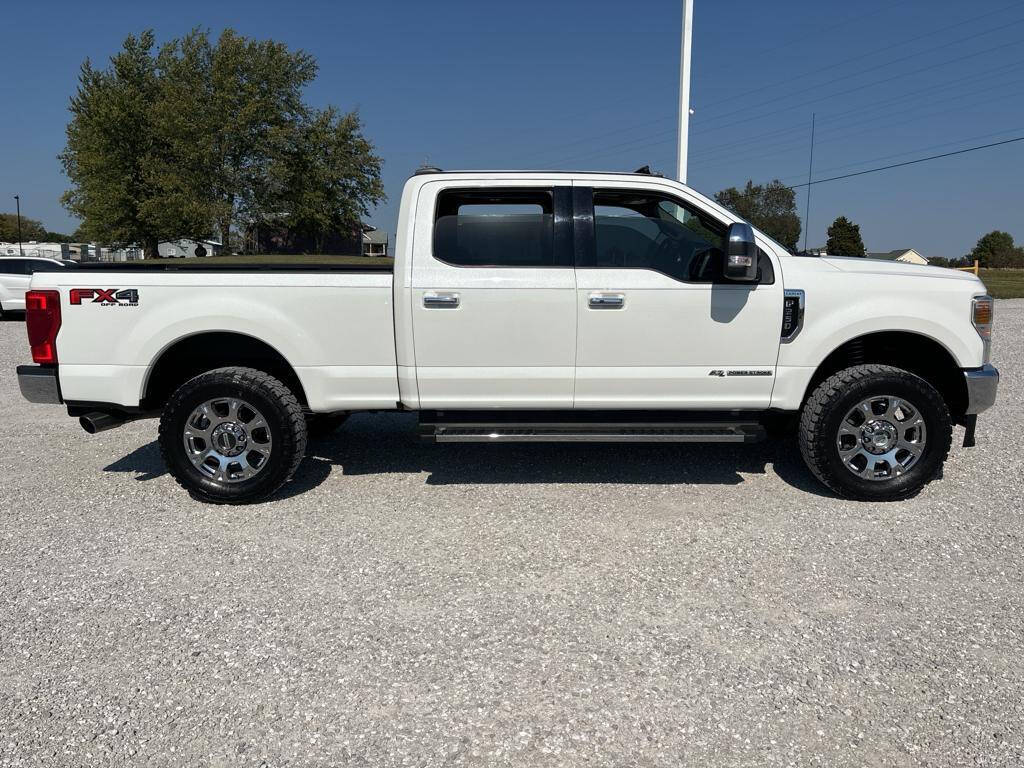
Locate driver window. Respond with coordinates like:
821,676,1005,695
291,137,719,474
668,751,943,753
592,190,726,282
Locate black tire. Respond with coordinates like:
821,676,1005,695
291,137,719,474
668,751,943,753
158,366,307,504
798,364,952,501
305,412,349,439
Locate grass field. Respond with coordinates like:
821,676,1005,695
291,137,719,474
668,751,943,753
979,269,1024,299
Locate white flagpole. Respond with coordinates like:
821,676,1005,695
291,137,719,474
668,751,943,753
677,0,694,183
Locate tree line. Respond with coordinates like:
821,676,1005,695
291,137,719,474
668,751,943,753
59,29,384,258
0,213,74,244
713,178,1022,268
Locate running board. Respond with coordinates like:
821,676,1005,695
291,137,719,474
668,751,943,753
420,421,766,444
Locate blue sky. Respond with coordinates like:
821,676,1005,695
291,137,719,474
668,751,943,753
2,0,1022,258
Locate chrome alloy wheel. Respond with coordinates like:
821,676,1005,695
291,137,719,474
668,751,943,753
182,398,273,483
836,395,927,481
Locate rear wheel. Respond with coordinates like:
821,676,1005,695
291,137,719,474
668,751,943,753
158,367,307,504
798,364,952,501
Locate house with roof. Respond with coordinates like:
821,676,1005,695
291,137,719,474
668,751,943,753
362,228,389,257
867,248,928,265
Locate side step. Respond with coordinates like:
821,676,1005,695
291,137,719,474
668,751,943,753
419,413,765,444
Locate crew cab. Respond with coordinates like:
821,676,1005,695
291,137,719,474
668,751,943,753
16,169,999,503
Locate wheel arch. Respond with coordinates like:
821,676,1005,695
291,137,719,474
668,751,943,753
141,331,309,410
803,330,968,422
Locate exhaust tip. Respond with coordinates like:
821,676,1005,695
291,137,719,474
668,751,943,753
79,411,124,434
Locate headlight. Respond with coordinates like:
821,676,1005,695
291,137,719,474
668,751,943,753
972,294,994,363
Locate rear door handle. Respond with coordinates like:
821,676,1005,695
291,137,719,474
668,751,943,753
423,291,460,308
589,292,625,309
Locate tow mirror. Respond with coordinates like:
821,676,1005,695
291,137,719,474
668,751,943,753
724,222,758,282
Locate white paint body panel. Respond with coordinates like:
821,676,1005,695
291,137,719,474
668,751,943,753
409,177,577,407
29,272,398,410
27,172,990,416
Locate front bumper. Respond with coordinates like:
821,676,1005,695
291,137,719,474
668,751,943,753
964,364,999,415
17,365,62,404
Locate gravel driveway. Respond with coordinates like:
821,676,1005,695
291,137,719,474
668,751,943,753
1,302,1022,767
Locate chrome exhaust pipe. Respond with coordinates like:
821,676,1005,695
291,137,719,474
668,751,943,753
79,411,126,434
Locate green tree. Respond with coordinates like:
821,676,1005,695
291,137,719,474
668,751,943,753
714,180,801,251
824,215,866,257
968,231,1018,268
60,29,384,257
0,213,47,242
271,107,385,252
61,32,167,256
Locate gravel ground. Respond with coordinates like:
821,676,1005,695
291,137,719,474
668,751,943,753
1,303,1022,767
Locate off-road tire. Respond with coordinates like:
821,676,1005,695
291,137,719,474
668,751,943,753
798,364,952,501
159,367,307,504
305,412,349,439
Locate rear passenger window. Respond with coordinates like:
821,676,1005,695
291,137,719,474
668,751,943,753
0,259,28,275
434,189,555,267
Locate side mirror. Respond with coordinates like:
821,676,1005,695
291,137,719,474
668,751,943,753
724,222,758,282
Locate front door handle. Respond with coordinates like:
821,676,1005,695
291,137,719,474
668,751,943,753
423,292,460,309
589,292,625,309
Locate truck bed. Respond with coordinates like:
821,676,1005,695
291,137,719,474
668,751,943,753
28,268,399,412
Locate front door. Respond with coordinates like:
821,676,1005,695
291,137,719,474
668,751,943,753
410,182,577,408
572,183,783,409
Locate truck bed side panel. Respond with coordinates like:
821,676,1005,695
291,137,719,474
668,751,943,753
28,271,398,411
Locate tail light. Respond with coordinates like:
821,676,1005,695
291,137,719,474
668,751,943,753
25,290,62,364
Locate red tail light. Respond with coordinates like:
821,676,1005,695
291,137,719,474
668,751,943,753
25,290,62,364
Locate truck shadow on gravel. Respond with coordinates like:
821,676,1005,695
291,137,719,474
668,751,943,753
307,413,834,498
103,412,836,500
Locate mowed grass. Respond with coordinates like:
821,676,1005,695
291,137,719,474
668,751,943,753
979,269,1024,299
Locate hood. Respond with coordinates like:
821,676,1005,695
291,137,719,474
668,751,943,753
820,255,981,283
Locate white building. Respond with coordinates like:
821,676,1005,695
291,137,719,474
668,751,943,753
362,228,389,257
867,248,929,265
159,239,223,258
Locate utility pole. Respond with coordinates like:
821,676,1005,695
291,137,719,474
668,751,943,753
802,113,816,254
13,195,24,256
677,0,693,183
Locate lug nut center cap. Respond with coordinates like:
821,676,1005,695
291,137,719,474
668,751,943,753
211,422,248,457
861,420,897,454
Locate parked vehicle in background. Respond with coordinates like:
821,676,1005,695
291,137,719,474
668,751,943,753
15,169,999,504
0,257,70,317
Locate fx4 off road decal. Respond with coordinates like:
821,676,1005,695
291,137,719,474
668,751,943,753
70,288,140,307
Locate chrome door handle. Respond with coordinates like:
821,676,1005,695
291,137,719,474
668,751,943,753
589,292,625,309
423,292,460,308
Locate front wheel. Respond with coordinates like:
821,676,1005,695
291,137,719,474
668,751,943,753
798,364,952,501
158,367,308,504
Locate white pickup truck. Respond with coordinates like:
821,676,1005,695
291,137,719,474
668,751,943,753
17,169,998,503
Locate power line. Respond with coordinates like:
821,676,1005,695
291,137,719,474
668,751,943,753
688,83,1024,172
773,126,1024,184
697,0,1024,113
547,70,1024,171
545,59,1024,168
531,6,1024,166
787,136,1024,188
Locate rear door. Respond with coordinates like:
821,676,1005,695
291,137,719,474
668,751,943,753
572,183,783,409
410,181,577,407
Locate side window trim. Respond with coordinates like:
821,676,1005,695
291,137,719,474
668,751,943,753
431,186,574,269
